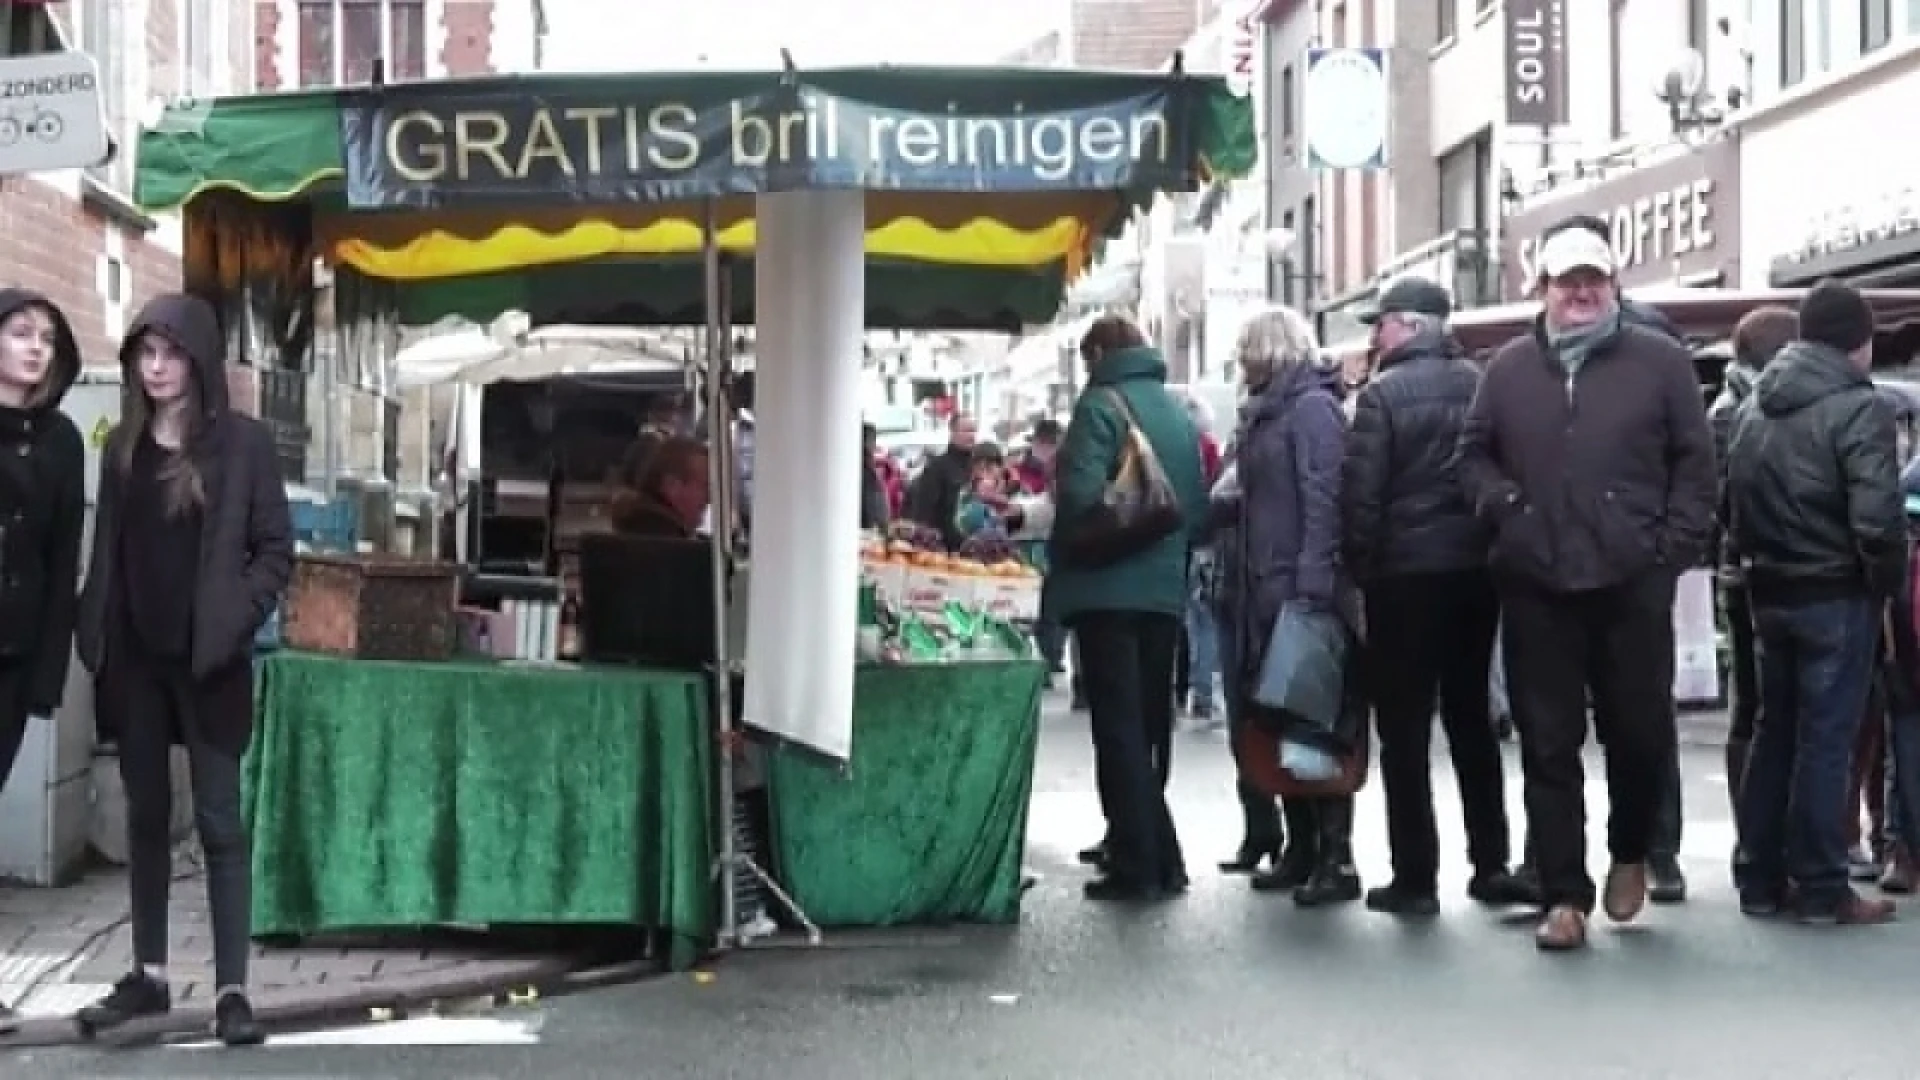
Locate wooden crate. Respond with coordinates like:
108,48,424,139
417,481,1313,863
283,554,459,662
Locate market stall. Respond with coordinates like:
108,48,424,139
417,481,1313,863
133,64,1255,952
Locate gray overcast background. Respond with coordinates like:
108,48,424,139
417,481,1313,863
544,0,1065,69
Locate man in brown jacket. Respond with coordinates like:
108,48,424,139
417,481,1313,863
1456,226,1716,951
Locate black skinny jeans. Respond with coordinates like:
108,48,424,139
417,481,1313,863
1367,570,1512,890
1503,572,1679,914
0,661,31,805
1075,609,1185,888
107,652,254,990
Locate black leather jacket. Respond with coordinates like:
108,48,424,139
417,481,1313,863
1707,362,1758,572
1340,330,1489,580
1727,341,1908,603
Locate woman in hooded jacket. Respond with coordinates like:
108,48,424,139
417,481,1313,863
0,290,85,1031
1213,305,1363,905
73,293,293,1048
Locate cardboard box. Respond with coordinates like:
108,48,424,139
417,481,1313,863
861,558,910,611
975,576,1041,621
903,568,971,613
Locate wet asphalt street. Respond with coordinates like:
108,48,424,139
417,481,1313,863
12,694,1917,1080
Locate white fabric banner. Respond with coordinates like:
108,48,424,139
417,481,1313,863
740,190,866,761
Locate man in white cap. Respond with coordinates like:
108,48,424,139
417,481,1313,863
1456,223,1716,951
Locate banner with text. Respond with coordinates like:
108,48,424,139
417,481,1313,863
341,81,1189,208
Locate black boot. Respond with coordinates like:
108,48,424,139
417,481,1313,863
1294,797,1362,908
1220,780,1283,872
1252,798,1317,891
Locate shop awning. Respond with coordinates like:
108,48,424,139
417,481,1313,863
136,67,1256,328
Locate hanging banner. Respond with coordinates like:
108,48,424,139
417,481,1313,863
341,78,1192,208
1504,0,1569,127
1302,47,1388,171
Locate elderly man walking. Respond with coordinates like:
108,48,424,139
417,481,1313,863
1456,227,1716,951
1342,277,1532,916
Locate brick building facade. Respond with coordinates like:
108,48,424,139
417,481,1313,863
0,0,250,370
252,0,521,89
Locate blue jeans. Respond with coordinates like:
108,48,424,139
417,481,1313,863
1185,587,1219,712
1740,596,1879,913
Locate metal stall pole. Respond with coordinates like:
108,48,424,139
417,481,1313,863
702,198,819,949
700,198,743,946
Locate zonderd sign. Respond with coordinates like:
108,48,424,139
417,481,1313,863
342,81,1186,208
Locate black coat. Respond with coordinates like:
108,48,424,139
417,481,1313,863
77,294,293,735
1457,318,1717,593
0,289,84,715
1340,330,1489,581
1726,341,1907,603
906,446,972,550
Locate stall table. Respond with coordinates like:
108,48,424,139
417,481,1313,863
245,651,714,968
767,659,1046,927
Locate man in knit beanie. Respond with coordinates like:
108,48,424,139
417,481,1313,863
1725,278,1906,926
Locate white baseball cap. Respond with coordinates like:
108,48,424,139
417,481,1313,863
1537,227,1617,279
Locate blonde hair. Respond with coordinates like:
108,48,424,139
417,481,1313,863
1234,305,1321,388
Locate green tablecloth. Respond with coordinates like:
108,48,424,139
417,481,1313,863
245,651,714,968
767,660,1046,927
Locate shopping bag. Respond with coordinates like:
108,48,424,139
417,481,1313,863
1251,603,1347,736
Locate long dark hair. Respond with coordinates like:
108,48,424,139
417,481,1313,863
115,335,207,518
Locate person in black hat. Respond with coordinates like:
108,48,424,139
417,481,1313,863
1726,278,1905,927
1342,276,1532,916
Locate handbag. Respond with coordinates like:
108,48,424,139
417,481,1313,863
1055,389,1185,569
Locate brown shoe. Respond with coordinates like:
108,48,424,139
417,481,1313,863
1534,904,1589,951
1879,847,1917,894
1603,862,1648,923
1797,892,1898,926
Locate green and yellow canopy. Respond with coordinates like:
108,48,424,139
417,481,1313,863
136,67,1256,329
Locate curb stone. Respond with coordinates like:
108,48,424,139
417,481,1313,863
0,950,665,1050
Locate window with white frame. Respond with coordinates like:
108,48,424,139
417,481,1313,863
298,0,427,87
1907,0,1920,34
78,0,134,193
179,0,225,97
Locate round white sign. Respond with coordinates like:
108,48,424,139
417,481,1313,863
1303,49,1389,170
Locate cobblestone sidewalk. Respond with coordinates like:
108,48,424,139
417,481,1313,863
0,849,583,1047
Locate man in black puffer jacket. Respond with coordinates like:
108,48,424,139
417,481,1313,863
1342,276,1532,916
1726,281,1905,925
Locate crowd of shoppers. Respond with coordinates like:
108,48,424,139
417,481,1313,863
1026,210,1920,953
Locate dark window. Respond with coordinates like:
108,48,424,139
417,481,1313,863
1687,0,1711,52
1438,0,1456,41
1781,0,1806,88
1609,0,1626,138
1280,64,1295,141
1437,131,1491,234
1864,0,1893,51
299,0,427,87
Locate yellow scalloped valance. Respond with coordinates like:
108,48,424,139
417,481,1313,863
331,212,1093,281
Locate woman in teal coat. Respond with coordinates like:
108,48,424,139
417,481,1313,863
1046,316,1209,902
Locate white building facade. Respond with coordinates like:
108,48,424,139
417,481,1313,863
1739,36,1920,290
